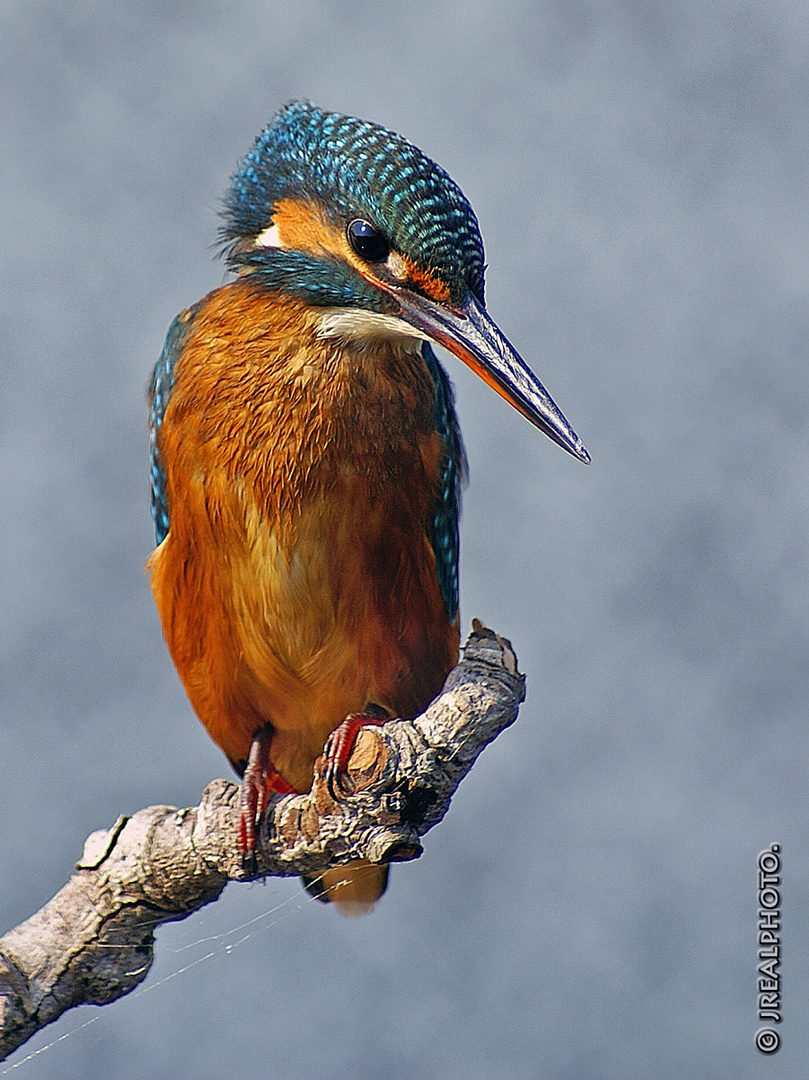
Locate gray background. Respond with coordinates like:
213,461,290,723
2,2,807,1077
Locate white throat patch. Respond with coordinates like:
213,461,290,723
317,308,428,350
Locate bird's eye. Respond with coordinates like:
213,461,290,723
347,219,390,262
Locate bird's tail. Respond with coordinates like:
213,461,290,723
301,860,390,917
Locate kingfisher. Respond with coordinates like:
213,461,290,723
147,102,589,914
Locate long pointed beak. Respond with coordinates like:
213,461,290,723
395,289,590,464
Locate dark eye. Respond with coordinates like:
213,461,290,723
347,219,390,262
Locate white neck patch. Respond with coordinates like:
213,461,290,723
317,308,428,351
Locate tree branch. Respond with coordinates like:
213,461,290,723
0,622,524,1060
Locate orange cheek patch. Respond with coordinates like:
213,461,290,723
270,198,347,257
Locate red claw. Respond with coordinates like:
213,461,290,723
324,711,389,798
238,726,297,865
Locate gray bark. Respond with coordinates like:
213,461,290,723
0,623,525,1061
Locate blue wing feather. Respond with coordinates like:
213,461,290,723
148,307,196,545
422,343,466,621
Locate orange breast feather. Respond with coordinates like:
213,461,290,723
148,281,458,791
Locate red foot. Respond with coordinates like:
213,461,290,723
238,726,298,864
324,711,390,798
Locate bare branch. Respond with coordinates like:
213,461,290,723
0,623,524,1061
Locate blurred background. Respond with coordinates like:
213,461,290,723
2,2,808,1077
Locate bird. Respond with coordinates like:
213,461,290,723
147,101,589,914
